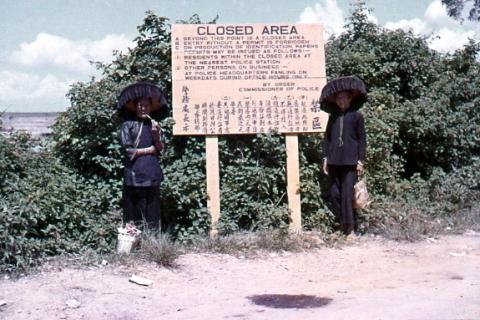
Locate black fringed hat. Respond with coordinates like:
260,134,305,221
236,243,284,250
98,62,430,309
117,81,168,113
320,75,367,113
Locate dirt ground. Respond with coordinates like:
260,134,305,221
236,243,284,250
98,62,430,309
1,232,479,320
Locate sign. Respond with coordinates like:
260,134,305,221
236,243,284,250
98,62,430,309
172,23,328,135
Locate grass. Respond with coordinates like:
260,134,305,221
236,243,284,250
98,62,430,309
5,205,479,277
43,230,334,272
362,202,480,241
138,231,180,268
184,229,338,257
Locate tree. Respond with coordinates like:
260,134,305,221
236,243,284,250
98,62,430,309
52,6,480,238
52,13,294,239
2,6,478,273
442,0,480,22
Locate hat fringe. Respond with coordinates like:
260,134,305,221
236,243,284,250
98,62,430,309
320,76,367,113
117,82,168,112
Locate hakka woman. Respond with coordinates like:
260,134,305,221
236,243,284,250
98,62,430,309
320,76,367,237
117,82,168,230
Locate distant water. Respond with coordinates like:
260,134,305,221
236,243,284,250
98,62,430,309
0,112,60,136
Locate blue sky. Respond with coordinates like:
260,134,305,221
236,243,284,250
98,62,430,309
1,0,479,112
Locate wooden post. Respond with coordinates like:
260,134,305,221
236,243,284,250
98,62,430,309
206,135,220,236
285,134,302,232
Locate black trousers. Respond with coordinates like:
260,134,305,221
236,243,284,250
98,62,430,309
122,185,160,230
328,165,357,234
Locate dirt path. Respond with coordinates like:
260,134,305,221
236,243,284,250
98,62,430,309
1,233,479,320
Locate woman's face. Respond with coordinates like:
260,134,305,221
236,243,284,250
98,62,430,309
135,98,152,119
335,91,353,112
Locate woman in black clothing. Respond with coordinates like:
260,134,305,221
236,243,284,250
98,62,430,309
117,82,167,230
320,76,367,236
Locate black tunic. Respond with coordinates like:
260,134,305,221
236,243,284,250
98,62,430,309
120,119,163,187
120,118,164,229
323,109,366,234
323,110,366,165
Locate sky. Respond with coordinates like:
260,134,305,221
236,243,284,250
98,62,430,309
0,0,479,112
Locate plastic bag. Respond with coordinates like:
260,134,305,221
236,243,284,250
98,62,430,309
353,178,369,209
116,223,142,254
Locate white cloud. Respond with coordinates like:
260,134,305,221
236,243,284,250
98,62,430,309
88,34,132,64
10,33,132,75
2,33,133,111
429,27,477,52
0,70,71,112
298,0,379,37
300,0,478,52
298,0,345,37
385,0,479,52
424,0,457,28
365,10,379,25
384,18,428,35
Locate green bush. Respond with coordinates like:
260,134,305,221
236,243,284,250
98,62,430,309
0,133,121,273
50,6,480,240
1,4,479,274
1,5,479,274
360,158,480,240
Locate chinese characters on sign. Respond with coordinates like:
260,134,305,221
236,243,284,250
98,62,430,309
172,24,327,135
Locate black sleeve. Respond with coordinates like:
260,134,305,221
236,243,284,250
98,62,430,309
323,115,333,159
119,122,134,156
357,112,366,161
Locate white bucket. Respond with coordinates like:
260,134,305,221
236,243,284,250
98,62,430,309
117,232,136,254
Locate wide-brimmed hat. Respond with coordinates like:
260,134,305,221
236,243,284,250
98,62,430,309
320,75,367,113
117,82,168,113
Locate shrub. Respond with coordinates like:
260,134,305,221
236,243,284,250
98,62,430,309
50,6,480,240
3,5,479,274
0,133,121,273
361,158,480,240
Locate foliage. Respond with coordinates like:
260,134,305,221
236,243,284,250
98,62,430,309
52,5,480,240
362,158,480,240
327,4,480,180
325,4,480,236
442,0,480,22
0,133,121,273
217,134,290,233
51,13,299,241
53,79,123,178
3,3,479,273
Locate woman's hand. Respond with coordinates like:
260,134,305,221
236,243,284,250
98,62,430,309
151,119,160,133
323,158,328,175
357,161,364,176
146,145,156,154
151,121,164,153
133,146,156,158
